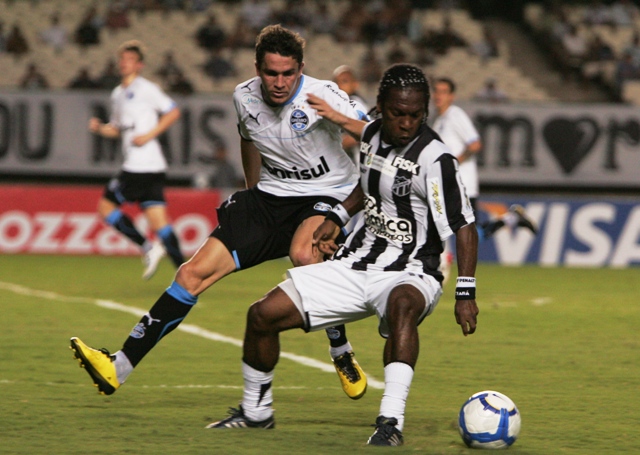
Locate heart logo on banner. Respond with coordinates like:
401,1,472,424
542,117,600,174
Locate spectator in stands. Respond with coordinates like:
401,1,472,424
335,0,369,43
240,0,273,34
418,16,467,56
623,31,640,67
226,16,256,50
39,12,68,54
386,36,408,65
155,51,183,85
472,25,499,64
332,64,370,162
615,50,640,96
75,6,102,48
105,1,130,33
474,78,509,103
96,58,121,90
6,23,29,59
19,63,49,90
610,0,639,26
166,71,195,96
68,67,100,90
202,48,236,81
195,13,227,52
309,3,337,35
0,21,7,53
273,0,310,37
360,9,389,45
198,138,241,188
360,45,383,87
560,24,588,80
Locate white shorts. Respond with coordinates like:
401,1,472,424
280,261,443,338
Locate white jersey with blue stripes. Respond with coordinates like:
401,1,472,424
233,74,359,199
110,76,176,173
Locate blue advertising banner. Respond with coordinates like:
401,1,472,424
476,195,640,267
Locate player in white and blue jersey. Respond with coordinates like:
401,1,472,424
89,40,184,281
71,26,367,403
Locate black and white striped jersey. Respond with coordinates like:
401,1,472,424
333,119,475,279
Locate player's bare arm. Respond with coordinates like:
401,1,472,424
454,223,479,336
89,117,121,138
240,138,261,188
457,139,482,164
307,93,366,140
313,182,365,255
132,106,181,147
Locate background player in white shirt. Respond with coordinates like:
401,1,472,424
432,77,537,280
205,64,479,446
332,65,370,163
88,40,184,280
71,26,367,403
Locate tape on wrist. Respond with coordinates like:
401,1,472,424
325,203,350,228
455,276,476,300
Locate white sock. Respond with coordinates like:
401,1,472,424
242,361,274,422
330,341,353,360
114,350,133,384
379,362,414,431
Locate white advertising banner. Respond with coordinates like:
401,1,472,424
1,90,639,188
0,90,240,180
460,101,640,188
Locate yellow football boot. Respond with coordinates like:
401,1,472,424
70,337,120,395
333,351,367,400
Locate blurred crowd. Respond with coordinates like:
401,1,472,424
0,0,511,98
528,0,640,99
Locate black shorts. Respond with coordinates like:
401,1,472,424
103,171,166,208
211,187,340,270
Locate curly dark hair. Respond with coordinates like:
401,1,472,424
376,64,430,120
255,24,305,68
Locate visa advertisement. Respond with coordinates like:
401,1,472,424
476,196,640,267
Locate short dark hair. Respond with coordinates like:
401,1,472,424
435,77,456,93
255,24,305,68
118,39,145,62
377,64,430,119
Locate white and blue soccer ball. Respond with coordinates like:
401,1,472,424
458,390,521,449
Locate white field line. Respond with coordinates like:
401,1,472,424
0,281,384,389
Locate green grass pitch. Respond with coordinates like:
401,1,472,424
0,254,638,454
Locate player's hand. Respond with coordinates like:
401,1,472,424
88,117,102,133
132,134,151,147
313,219,341,256
307,93,344,124
454,299,479,336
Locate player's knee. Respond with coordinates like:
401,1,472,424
175,261,206,294
386,286,425,325
246,300,276,334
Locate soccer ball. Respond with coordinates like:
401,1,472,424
458,390,521,449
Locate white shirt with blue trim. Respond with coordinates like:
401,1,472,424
110,76,176,173
233,74,359,199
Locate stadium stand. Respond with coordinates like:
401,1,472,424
0,0,569,103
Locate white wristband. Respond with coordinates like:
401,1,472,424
331,203,351,226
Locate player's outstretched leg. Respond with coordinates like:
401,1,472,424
509,204,537,234
325,324,367,399
142,240,166,280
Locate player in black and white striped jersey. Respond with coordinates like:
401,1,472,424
206,64,480,446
